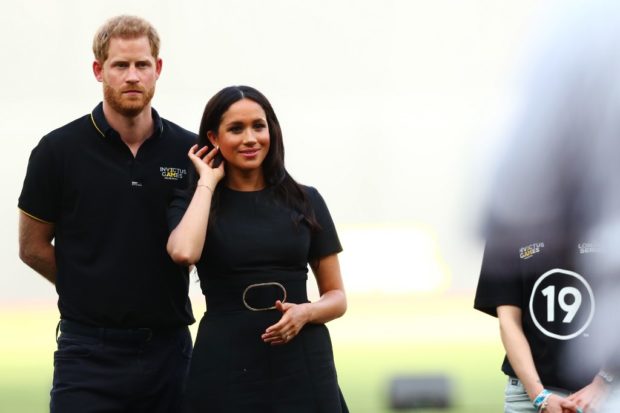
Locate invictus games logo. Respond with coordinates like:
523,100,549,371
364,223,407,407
519,242,544,260
529,268,595,340
160,167,187,181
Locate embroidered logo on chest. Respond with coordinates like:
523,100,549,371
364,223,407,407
519,242,545,260
160,167,187,181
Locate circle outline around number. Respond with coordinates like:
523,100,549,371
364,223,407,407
529,268,595,340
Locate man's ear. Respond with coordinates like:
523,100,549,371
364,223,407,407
93,60,103,82
155,58,162,79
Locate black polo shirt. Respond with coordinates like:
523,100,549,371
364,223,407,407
19,103,197,328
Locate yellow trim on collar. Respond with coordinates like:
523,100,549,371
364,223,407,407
90,112,105,138
18,208,54,224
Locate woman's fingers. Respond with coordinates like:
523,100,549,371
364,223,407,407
260,303,311,345
203,146,220,165
188,145,207,160
188,146,224,173
261,328,296,345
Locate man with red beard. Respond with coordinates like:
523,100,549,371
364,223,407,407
17,15,196,413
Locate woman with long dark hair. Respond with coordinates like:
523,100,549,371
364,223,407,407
167,85,348,412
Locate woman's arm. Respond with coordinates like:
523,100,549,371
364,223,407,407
262,253,346,345
306,253,347,323
498,305,578,413
167,145,224,266
498,305,544,399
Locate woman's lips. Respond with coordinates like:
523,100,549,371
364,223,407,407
239,149,259,158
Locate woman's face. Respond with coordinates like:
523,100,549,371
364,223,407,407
210,98,270,175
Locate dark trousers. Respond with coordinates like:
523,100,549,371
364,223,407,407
50,319,192,413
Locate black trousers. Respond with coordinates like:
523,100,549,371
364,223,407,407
50,319,192,413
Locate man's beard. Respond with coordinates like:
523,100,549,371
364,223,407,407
103,83,155,118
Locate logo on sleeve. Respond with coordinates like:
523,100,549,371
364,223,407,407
529,268,595,340
160,167,187,181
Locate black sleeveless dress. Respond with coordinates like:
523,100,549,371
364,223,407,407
169,185,348,413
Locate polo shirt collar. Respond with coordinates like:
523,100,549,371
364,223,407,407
90,102,164,140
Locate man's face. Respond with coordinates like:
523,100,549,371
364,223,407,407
93,36,162,117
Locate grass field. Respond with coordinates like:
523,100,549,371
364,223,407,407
0,293,505,412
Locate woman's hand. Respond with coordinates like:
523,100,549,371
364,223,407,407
261,254,346,346
538,393,578,413
188,144,225,185
565,375,610,413
261,301,311,345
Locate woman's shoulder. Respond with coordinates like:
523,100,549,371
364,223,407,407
298,184,319,197
297,185,334,214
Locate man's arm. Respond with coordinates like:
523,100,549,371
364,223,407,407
18,211,56,284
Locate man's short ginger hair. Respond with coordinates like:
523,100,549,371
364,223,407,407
92,15,160,63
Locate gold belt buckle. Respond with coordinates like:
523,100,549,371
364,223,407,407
242,282,287,311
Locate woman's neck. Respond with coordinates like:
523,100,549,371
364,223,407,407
225,170,266,192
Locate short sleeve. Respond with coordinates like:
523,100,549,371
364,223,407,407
473,231,523,317
18,136,60,223
167,188,192,231
305,186,343,260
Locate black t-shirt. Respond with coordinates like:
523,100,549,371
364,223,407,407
18,103,197,328
168,185,342,296
474,230,601,391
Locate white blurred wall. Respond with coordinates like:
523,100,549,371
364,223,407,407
0,0,542,301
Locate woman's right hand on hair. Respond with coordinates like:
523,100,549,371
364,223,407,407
188,144,225,185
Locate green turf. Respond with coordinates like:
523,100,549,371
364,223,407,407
0,295,506,412
335,342,504,412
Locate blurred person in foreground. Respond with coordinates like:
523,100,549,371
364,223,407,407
474,1,620,412
18,15,196,412
167,85,348,412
